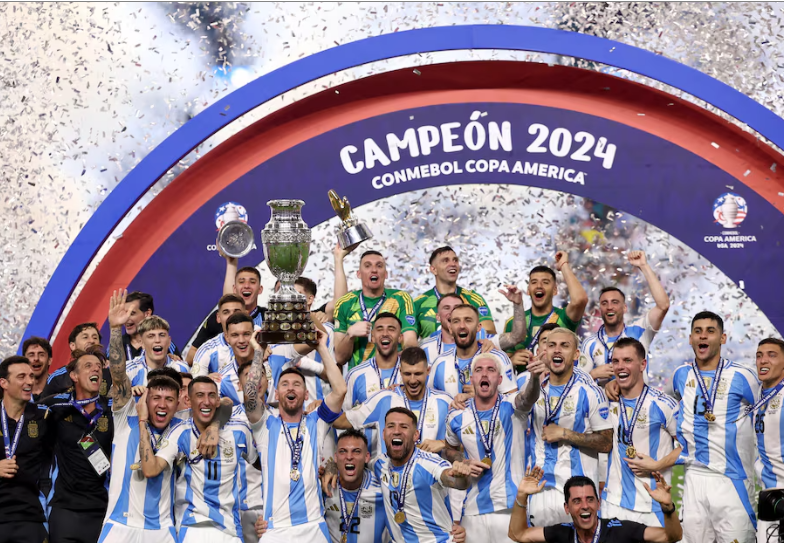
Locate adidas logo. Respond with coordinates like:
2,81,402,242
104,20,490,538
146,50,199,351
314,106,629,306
462,426,475,435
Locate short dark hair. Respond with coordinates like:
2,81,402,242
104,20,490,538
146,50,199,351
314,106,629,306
613,337,646,360
436,293,464,309
147,376,180,395
564,475,598,502
360,250,383,263
188,375,218,394
236,266,261,281
337,428,369,449
374,312,402,329
226,312,254,329
599,286,625,300
758,337,784,352
67,344,107,373
148,367,183,388
237,360,254,378
691,311,724,334
529,265,556,280
429,246,456,265
279,367,305,385
0,356,31,381
218,294,244,308
295,277,317,298
68,322,102,345
538,322,560,336
23,336,52,358
449,304,479,320
179,371,193,383
385,406,418,426
400,347,427,367
126,291,154,314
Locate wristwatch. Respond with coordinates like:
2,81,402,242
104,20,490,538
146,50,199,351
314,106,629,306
661,502,676,515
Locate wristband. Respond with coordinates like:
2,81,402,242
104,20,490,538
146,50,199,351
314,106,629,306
515,497,527,508
661,503,676,515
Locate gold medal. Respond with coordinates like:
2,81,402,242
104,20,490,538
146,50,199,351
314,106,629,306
290,468,301,481
626,446,636,459
130,462,141,470
704,412,716,422
394,511,406,524
341,535,347,543
481,457,492,467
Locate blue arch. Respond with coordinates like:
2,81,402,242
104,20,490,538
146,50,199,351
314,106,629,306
24,24,783,345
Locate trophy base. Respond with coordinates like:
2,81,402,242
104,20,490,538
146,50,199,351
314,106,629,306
258,298,319,345
338,223,373,251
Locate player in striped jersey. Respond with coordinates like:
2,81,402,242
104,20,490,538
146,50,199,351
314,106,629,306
671,311,759,543
141,376,252,543
122,291,182,361
191,294,246,378
413,246,496,338
429,305,517,399
580,251,670,384
244,327,347,543
376,407,472,543
215,312,261,406
125,315,190,387
419,294,464,365
333,251,418,369
601,338,681,527
444,352,532,541
753,338,783,543
520,327,613,527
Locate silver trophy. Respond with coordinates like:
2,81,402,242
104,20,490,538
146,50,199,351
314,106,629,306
328,189,373,250
258,199,318,345
216,202,255,258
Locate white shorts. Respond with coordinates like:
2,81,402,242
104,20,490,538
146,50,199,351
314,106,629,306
241,509,262,543
528,487,571,527
98,520,177,543
598,453,608,484
757,519,781,543
601,499,664,527
461,509,515,543
681,468,756,543
179,525,243,543
259,520,330,543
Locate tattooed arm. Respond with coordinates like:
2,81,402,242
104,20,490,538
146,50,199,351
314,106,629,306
108,289,132,410
547,426,613,453
497,285,526,351
244,336,268,425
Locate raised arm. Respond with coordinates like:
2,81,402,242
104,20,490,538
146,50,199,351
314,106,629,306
508,466,547,543
219,242,238,296
641,472,682,543
496,285,526,351
108,289,132,410
515,352,547,413
439,461,471,490
243,337,269,425
628,251,670,331
555,251,588,324
319,330,347,414
325,243,353,320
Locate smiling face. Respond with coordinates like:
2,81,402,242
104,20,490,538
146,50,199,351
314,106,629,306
470,356,503,402
599,290,626,328
400,359,429,400
436,296,463,336
277,371,307,416
24,344,50,379
147,386,179,430
336,435,370,488
371,317,402,359
383,411,418,463
527,271,557,311
564,484,600,533
689,318,726,364
227,321,254,361
69,326,101,352
545,331,578,378
756,342,784,387
357,254,387,292
124,300,152,337
0,361,34,403
449,307,481,350
218,301,245,334
142,328,171,366
430,250,461,284
233,271,262,309
189,381,219,426
611,345,646,393
70,354,103,396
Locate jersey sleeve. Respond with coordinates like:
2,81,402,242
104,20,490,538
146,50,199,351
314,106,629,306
344,391,403,429
639,311,658,345
494,350,517,394
218,374,242,405
663,398,679,439
342,371,356,414
671,366,689,402
585,384,613,431
191,344,213,377
156,423,188,469
416,453,451,487
445,412,462,448
111,396,135,428
239,422,259,465
615,520,647,541
735,365,761,407
333,293,354,334
394,291,417,334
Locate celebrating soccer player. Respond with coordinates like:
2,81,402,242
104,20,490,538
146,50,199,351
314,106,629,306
191,294,246,377
22,336,53,401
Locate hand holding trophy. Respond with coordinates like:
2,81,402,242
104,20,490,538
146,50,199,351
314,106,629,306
328,189,373,250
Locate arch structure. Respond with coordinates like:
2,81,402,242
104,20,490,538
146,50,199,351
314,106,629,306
20,25,783,367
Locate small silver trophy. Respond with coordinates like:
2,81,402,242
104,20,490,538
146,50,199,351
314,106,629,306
258,199,318,345
328,189,373,250
216,202,255,258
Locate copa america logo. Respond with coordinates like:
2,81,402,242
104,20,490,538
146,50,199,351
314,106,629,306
712,192,747,228
215,202,249,229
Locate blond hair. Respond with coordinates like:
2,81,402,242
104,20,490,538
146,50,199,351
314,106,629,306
137,315,170,336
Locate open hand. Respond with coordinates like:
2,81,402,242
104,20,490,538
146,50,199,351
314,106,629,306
499,284,524,305
108,289,130,330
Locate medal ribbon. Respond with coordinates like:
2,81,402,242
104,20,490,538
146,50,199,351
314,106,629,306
738,381,784,421
402,388,429,444
339,470,367,537
597,325,627,366
282,414,305,474
188,424,204,464
389,449,417,519
1,401,24,459
453,351,474,387
574,518,602,543
471,394,501,459
540,372,577,425
359,293,387,323
526,310,556,351
125,343,133,361
372,357,400,389
70,395,103,431
691,358,725,419
618,386,648,447
432,287,458,302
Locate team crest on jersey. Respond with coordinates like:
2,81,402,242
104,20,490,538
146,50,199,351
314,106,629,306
563,397,576,414
770,397,781,411
100,381,108,396
406,315,416,326
478,307,489,317
223,446,234,459
97,416,109,433
391,472,400,487
599,406,609,420
426,411,436,425
27,421,39,438
637,411,647,423
715,379,729,397
360,504,373,518
481,420,501,433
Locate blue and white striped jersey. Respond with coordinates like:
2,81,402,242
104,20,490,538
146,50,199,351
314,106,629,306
267,323,334,406
603,388,680,514
754,383,783,489
580,314,656,382
104,400,184,530
418,329,494,366
231,407,263,513
445,395,527,516
530,369,613,489
428,346,515,398
126,355,189,388
323,470,390,543
374,450,455,543
156,414,257,537
672,359,759,480
344,358,403,412
190,333,232,377
217,358,243,406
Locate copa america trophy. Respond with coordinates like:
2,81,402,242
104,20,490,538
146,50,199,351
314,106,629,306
258,199,318,345
328,189,373,250
216,202,255,258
